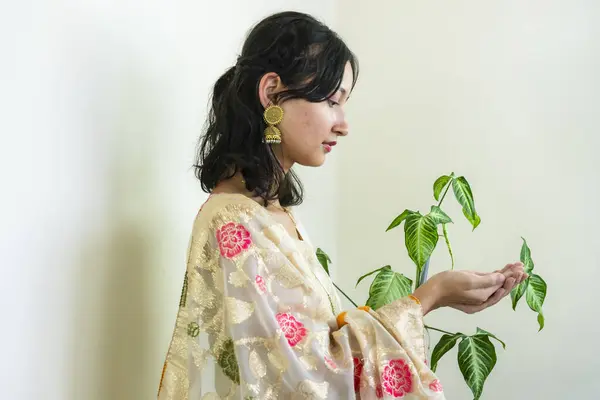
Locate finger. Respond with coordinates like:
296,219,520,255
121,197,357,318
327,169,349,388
514,272,523,285
472,272,506,289
472,271,495,276
484,276,515,303
478,276,515,310
501,268,518,280
475,263,517,276
502,276,516,291
498,263,515,274
482,287,507,309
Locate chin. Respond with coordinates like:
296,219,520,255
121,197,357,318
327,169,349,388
297,154,326,167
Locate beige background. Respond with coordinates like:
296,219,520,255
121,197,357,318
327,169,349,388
336,1,600,399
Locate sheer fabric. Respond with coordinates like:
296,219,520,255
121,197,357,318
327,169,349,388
158,194,445,399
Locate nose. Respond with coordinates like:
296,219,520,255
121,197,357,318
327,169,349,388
334,120,349,137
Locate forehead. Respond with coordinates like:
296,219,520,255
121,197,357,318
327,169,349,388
337,62,354,98
341,62,354,86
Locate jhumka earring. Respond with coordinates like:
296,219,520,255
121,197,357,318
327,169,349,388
263,104,284,144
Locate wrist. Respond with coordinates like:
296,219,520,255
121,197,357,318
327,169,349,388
413,278,442,316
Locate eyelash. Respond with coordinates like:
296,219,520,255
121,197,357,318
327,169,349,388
327,99,339,107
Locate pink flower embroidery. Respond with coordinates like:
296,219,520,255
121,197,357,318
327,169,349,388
276,313,307,347
429,379,443,393
353,357,364,392
382,358,413,397
255,275,266,294
325,355,337,370
375,385,384,399
216,222,252,258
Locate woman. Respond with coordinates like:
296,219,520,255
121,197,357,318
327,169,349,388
158,11,526,399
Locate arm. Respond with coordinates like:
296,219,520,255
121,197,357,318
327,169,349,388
212,207,445,399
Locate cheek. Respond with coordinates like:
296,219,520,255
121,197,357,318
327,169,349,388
282,103,332,149
304,107,333,136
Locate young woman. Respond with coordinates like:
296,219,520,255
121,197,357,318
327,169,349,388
158,11,526,400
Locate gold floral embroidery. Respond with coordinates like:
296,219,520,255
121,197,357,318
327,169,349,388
294,380,329,399
299,354,318,371
249,349,267,379
267,347,288,372
178,272,188,307
202,307,223,334
264,385,278,400
229,268,250,288
235,336,270,348
188,273,217,311
225,297,255,324
195,240,219,272
273,262,305,289
245,383,260,397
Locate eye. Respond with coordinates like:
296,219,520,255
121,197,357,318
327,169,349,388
327,99,339,108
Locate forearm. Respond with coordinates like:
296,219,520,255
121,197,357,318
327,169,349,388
412,278,442,316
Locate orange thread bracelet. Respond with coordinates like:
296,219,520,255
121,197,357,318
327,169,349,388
337,306,372,328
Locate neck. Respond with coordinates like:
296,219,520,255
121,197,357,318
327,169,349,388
212,172,284,208
271,144,294,173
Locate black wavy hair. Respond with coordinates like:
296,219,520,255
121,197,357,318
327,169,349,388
194,11,359,207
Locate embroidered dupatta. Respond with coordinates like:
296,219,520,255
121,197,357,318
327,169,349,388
158,194,445,399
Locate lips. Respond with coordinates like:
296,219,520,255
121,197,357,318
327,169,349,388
323,141,337,153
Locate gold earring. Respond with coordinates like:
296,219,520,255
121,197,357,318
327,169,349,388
263,104,283,144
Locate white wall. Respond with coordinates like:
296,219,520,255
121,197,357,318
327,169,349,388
336,1,600,399
5,1,597,399
0,2,336,399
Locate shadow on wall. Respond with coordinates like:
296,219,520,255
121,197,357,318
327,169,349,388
70,51,167,400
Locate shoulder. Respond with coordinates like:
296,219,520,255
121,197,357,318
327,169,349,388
191,193,267,235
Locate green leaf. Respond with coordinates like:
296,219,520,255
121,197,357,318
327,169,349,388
475,328,506,350
386,209,415,232
452,177,481,230
428,205,453,225
316,248,332,276
520,237,534,274
458,334,497,400
510,278,529,310
537,312,545,331
430,333,463,372
356,265,390,288
433,175,453,201
442,224,455,270
365,268,413,310
404,213,439,276
526,274,547,331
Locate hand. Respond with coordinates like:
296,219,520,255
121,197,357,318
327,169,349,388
449,263,527,314
413,263,527,315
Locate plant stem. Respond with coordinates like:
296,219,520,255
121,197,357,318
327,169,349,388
333,282,359,308
425,325,456,336
419,259,431,287
438,182,452,207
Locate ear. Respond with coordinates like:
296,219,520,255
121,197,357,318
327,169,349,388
258,72,284,108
